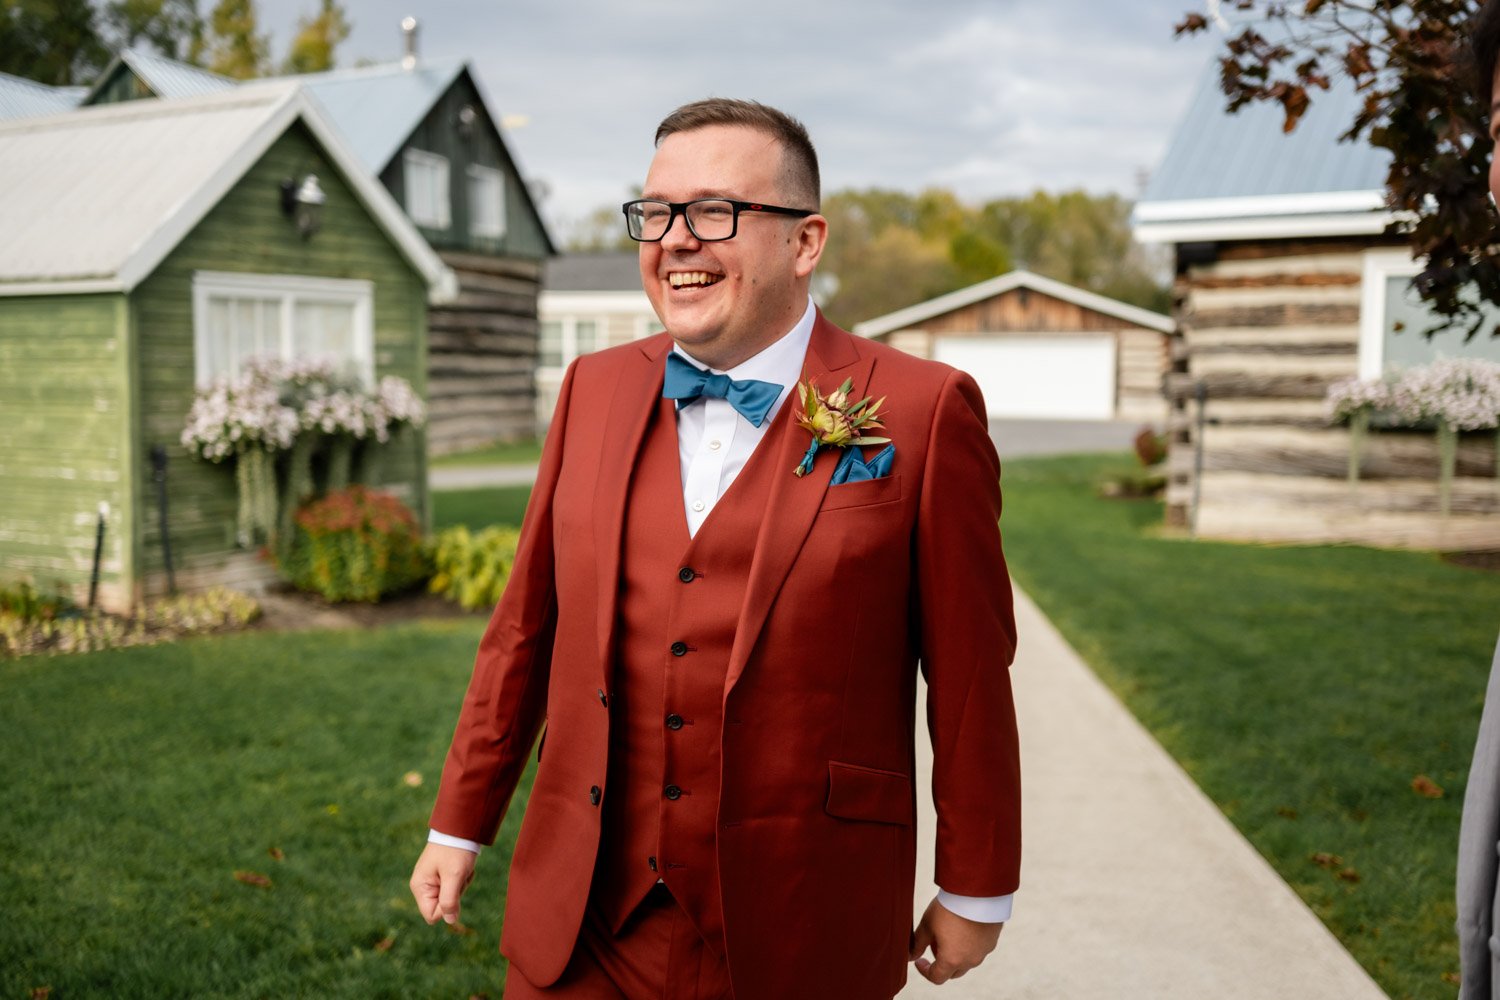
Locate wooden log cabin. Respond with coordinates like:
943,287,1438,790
854,269,1171,424
1134,64,1500,550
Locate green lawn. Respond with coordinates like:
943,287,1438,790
433,485,534,533
1001,453,1500,1000
0,621,529,999
430,438,543,469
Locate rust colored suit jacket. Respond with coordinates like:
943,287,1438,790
430,314,1020,998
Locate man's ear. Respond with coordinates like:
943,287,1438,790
792,214,829,279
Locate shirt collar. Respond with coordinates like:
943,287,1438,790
670,296,816,388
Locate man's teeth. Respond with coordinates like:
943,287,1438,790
669,272,721,288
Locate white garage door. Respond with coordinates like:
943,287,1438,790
934,335,1117,420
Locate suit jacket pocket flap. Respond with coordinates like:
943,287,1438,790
820,473,902,512
825,760,914,826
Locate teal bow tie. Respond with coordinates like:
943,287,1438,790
662,351,782,428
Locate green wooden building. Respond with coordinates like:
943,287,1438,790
75,44,557,453
0,84,455,611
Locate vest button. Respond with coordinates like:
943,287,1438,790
665,713,684,730
678,566,696,583
589,785,601,806
670,641,688,657
664,784,682,801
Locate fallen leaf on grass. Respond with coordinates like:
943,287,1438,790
373,936,395,952
446,921,475,936
325,804,340,815
31,987,52,999
1310,852,1343,869
1276,806,1298,820
1412,775,1445,798
1337,867,1361,883
403,771,424,787
268,847,285,861
1443,972,1461,984
234,870,272,888
468,994,493,1000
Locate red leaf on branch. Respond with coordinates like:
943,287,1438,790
1175,12,1209,35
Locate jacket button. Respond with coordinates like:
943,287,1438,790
648,856,658,872
670,641,688,657
665,713,684,730
589,785,601,806
597,689,608,707
678,567,696,583
664,784,682,801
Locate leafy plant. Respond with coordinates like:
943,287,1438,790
0,587,259,659
278,486,428,603
427,525,521,611
0,581,75,623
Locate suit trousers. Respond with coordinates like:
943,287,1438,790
504,885,733,1000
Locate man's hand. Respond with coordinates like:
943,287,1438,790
410,843,478,926
908,895,1004,984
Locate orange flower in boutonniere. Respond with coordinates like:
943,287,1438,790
792,377,890,476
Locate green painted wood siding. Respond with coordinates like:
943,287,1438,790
379,70,553,259
132,120,430,592
0,294,133,599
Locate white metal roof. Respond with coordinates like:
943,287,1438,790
0,83,455,301
0,72,84,121
852,269,1175,339
82,48,238,104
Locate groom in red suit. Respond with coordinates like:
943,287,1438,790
410,99,1021,999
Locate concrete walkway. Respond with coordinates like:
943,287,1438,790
899,587,1389,999
429,463,540,490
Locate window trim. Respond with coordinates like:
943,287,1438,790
191,270,375,387
467,163,507,239
403,148,452,230
1358,248,1418,380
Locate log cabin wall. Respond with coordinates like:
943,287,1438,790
1169,237,1500,549
426,251,541,455
877,286,1169,423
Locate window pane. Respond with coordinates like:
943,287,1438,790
404,149,451,230
575,320,598,356
468,165,506,239
294,300,360,377
540,320,563,368
1383,275,1500,370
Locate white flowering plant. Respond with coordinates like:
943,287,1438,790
179,360,300,463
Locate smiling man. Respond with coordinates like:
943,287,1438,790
410,99,1021,999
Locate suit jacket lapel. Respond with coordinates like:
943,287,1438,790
724,313,875,696
593,334,672,676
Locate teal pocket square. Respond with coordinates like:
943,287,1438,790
830,443,895,486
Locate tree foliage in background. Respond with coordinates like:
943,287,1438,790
0,0,351,84
815,188,1168,329
281,0,348,74
1176,0,1499,339
0,0,111,85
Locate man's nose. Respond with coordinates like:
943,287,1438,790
659,210,702,252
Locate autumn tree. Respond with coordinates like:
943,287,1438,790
1176,0,1497,338
204,0,266,78
281,0,349,74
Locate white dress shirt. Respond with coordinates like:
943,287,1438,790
430,297,1012,924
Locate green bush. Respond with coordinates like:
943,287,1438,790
0,581,74,622
279,486,428,603
427,524,521,610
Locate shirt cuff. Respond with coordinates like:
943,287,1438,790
428,829,483,853
936,890,1013,923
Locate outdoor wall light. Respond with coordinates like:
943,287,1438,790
280,173,326,239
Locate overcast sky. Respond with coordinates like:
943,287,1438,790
256,1,1221,238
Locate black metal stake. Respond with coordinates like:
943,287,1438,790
151,445,177,595
87,502,107,609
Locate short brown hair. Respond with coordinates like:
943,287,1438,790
1472,0,1500,106
654,98,821,209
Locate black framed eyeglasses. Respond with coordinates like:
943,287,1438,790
622,198,815,242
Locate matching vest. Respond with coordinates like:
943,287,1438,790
590,395,784,957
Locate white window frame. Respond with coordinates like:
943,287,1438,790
1359,248,1500,377
467,163,507,239
191,270,375,387
403,148,451,230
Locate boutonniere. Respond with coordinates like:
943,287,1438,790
792,377,890,477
